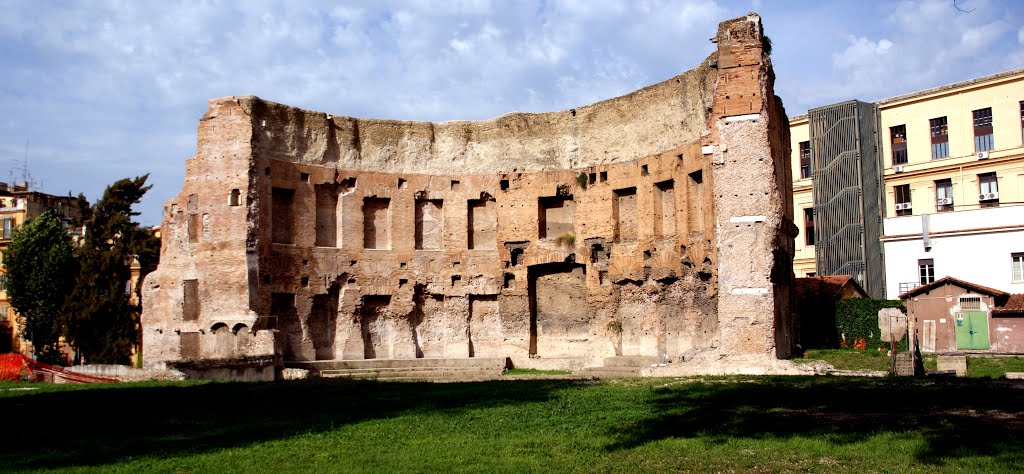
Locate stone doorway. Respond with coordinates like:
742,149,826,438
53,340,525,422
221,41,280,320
528,262,589,357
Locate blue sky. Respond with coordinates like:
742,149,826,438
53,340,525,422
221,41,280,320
1,0,1022,225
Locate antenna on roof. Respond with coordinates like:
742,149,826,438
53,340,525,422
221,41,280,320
11,139,38,191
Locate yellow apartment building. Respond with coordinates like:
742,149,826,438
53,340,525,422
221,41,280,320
878,70,1023,216
790,115,814,277
0,184,81,356
790,68,1024,282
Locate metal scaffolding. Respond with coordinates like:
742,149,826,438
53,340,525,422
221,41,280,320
809,100,886,298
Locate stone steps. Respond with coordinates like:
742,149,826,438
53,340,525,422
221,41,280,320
601,356,661,367
286,357,508,382
322,370,502,383
321,366,503,379
578,356,661,378
319,366,495,374
578,367,644,377
289,357,508,371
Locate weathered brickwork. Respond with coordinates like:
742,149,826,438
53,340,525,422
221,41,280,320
141,13,798,374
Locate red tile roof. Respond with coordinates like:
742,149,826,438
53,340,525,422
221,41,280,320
899,276,1009,300
794,275,867,298
994,294,1024,315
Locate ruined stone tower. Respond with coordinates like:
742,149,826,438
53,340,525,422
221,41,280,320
141,14,798,376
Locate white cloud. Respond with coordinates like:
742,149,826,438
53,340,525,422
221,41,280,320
833,37,892,70
787,0,1019,108
1,0,1020,225
450,38,472,53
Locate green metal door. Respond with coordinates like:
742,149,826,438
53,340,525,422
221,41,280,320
955,311,990,350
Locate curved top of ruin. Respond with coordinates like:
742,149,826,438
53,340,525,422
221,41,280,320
213,51,721,176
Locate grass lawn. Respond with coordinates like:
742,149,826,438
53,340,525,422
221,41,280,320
803,349,1024,378
968,356,1024,378
1,376,1022,472
802,348,894,372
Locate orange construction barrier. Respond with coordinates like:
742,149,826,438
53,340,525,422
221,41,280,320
0,353,116,383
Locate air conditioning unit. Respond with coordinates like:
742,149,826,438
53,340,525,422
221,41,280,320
979,192,999,201
977,151,989,160
895,202,912,211
937,197,953,205
894,165,905,173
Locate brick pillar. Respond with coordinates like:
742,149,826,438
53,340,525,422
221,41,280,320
709,14,797,359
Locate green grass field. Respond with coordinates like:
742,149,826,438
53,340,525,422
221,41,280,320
967,356,1024,378
802,349,1024,378
1,376,1021,472
802,349,894,372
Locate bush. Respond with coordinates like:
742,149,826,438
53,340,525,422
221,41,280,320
835,298,907,351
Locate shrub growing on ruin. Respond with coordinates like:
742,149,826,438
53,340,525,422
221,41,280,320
576,172,588,190
555,232,576,249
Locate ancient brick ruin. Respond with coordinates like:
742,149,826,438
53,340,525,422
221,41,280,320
141,14,799,376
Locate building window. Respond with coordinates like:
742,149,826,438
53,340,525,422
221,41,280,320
935,179,953,212
929,117,949,159
1020,101,1023,144
1013,253,1024,283
799,141,812,178
803,208,814,246
979,172,999,207
1,218,12,239
0,274,6,292
919,258,935,285
0,305,8,322
959,296,982,311
890,125,908,165
894,184,912,216
806,272,816,277
973,107,994,152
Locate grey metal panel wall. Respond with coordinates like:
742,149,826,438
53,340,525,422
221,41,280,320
808,100,885,298
857,101,885,298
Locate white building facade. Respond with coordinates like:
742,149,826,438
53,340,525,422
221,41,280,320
881,205,1024,299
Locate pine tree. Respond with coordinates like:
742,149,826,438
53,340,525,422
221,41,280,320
64,176,158,364
2,212,77,365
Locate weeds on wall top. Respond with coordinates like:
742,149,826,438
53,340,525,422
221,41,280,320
576,172,588,190
555,232,576,249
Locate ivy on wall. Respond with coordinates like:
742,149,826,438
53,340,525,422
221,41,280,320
835,298,907,351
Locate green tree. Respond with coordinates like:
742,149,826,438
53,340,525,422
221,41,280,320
2,212,77,364
64,175,157,364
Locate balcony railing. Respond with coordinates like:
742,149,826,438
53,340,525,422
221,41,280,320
898,282,920,295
